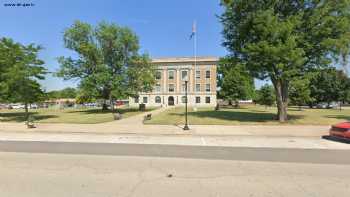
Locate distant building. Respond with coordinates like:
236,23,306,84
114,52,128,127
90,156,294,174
129,56,218,107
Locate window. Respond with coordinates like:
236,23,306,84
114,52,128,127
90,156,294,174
134,97,139,103
206,70,210,78
181,70,188,81
155,84,161,92
181,96,187,103
155,96,161,103
182,83,187,92
155,71,161,80
195,97,201,103
143,97,148,103
168,70,174,80
206,84,210,92
168,84,175,92
205,97,211,103
195,84,201,92
196,70,201,79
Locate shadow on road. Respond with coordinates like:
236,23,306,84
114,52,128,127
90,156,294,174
322,135,350,144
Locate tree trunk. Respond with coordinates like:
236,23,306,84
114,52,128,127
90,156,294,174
272,79,288,122
109,95,115,113
102,99,108,111
308,102,313,109
24,102,29,121
234,100,239,108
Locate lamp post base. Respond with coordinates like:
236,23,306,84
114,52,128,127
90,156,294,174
183,124,190,130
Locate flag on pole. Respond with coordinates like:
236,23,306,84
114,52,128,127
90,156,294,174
190,21,196,40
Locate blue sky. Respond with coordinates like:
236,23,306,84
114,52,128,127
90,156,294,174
0,0,266,91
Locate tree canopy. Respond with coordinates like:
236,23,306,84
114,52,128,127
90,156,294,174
309,68,350,106
220,0,350,122
255,84,276,107
47,87,77,99
218,57,255,106
289,77,312,109
57,21,155,110
0,37,46,118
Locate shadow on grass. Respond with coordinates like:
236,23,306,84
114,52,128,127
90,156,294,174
0,112,58,122
249,109,270,113
325,115,350,121
219,106,250,110
171,110,304,123
67,108,143,114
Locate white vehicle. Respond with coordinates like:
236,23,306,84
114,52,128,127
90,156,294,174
10,104,25,109
29,104,38,109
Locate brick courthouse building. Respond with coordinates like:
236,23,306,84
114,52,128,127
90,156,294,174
129,56,218,107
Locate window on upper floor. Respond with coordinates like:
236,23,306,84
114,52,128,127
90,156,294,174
195,84,201,92
168,84,175,92
206,70,210,78
196,70,201,79
155,71,161,80
182,84,186,92
155,84,161,92
181,70,188,81
206,84,210,92
168,70,174,80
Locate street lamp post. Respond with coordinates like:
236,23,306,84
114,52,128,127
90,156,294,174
183,80,190,130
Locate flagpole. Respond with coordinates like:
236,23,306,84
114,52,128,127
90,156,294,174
193,20,197,111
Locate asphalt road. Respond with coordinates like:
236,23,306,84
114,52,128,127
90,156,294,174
0,140,350,164
1,141,350,196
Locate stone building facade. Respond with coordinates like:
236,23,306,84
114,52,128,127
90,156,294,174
129,57,218,107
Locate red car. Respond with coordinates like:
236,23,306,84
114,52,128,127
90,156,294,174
329,122,350,139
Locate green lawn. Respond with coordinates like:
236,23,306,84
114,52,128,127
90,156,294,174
0,107,155,124
145,105,350,125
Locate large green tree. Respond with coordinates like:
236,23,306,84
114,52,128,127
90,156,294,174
338,71,350,106
220,0,350,122
289,77,312,110
256,84,276,108
47,87,77,99
0,38,46,119
218,57,255,107
57,21,155,111
309,68,349,107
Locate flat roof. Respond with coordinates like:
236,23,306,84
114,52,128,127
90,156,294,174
152,56,219,64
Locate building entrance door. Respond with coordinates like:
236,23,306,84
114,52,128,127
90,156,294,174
168,96,174,106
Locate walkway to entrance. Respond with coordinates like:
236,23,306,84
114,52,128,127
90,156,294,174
168,96,174,106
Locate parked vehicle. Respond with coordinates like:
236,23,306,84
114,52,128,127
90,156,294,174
328,102,338,109
29,104,38,109
329,122,350,139
316,103,327,109
10,104,25,109
0,104,10,109
84,103,97,107
316,102,338,109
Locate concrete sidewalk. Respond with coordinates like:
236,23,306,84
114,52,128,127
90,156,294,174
0,122,330,135
0,120,330,138
0,122,329,137
0,132,348,150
